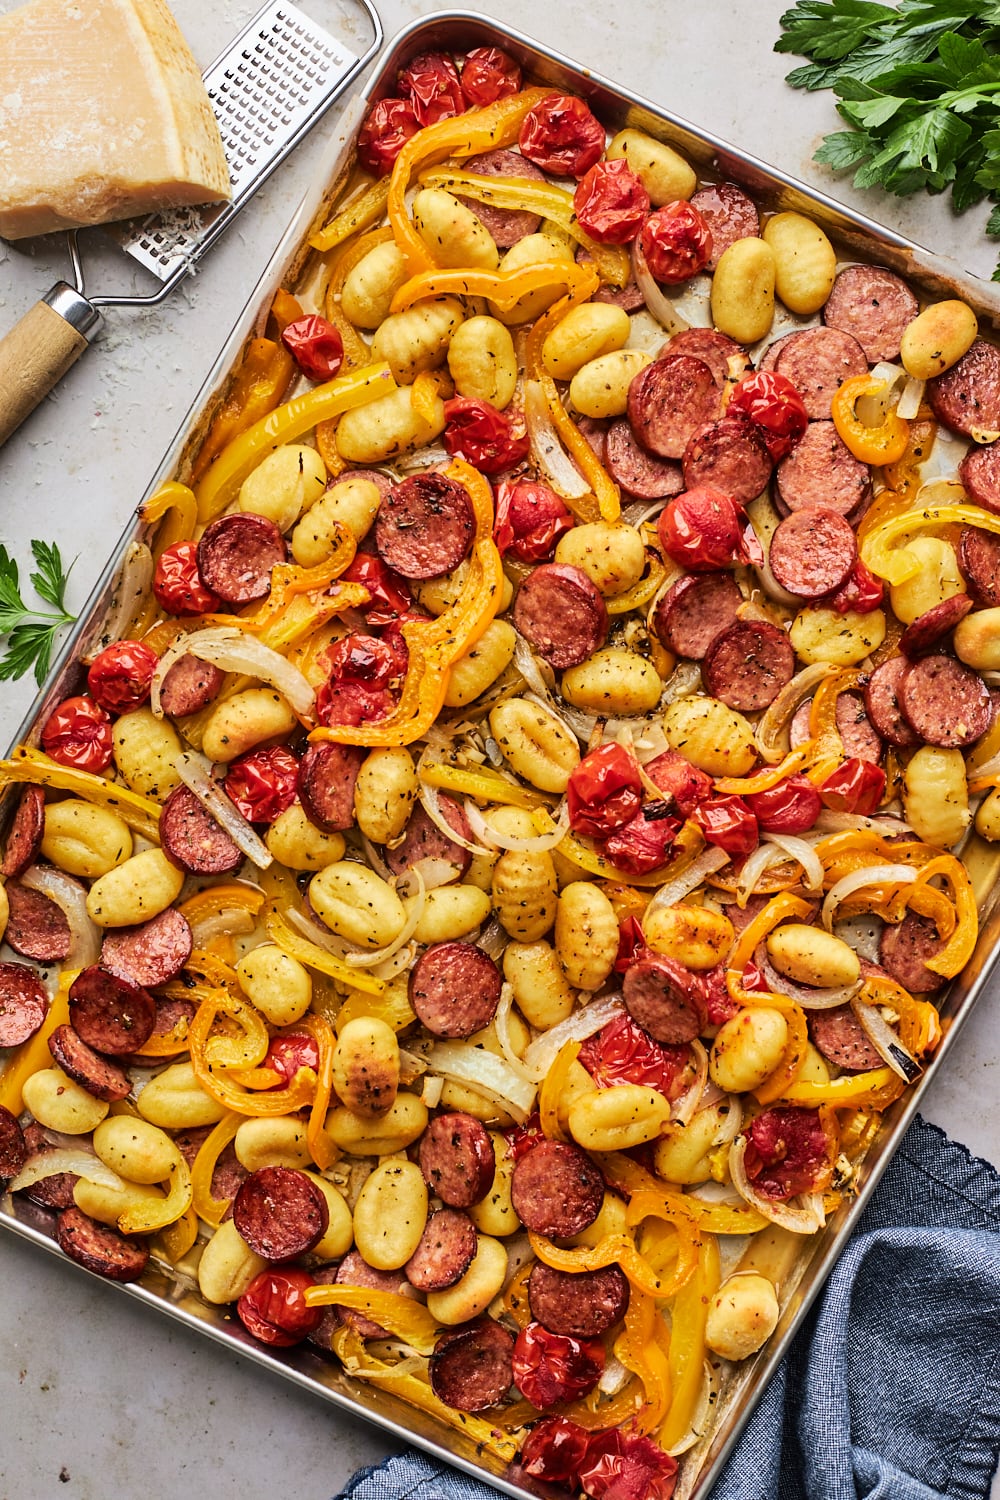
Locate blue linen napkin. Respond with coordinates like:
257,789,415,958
337,1116,1000,1500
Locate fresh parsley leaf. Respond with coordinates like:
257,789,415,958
29,539,71,612
0,541,76,685
814,130,877,169
775,2,895,62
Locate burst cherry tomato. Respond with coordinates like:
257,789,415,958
280,315,344,382
340,553,413,627
573,159,650,245
237,1267,321,1347
512,1322,605,1408
460,46,521,106
494,479,573,563
657,487,751,572
614,914,646,974
264,1032,321,1087
746,774,822,834
442,397,529,474
578,1012,690,1097
40,695,114,773
357,97,420,176
742,1105,834,1201
503,1111,545,1161
578,1429,679,1500
728,371,809,462
819,757,886,817
701,963,741,1025
398,50,465,125
643,749,713,816
86,639,159,713
518,93,606,178
519,1416,592,1484
223,745,299,824
603,806,681,875
829,558,885,615
691,794,759,855
640,201,712,284
153,541,220,617
316,631,407,729
567,743,643,838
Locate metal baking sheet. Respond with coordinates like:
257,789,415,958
5,11,1000,1498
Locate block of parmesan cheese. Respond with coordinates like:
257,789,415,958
0,0,231,240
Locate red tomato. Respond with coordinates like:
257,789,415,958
603,807,681,875
643,749,713,816
829,558,885,615
657,487,751,572
493,479,573,563
701,963,741,1026
40,695,114,773
578,1012,690,1097
223,746,299,824
518,94,606,178
820,757,886,817
691,794,759,855
747,774,822,834
153,541,220,617
340,554,413,627
567,743,643,838
460,46,521,106
316,631,407,729
503,1111,545,1161
512,1322,605,1408
237,1267,322,1347
519,1416,591,1484
578,1429,679,1500
264,1032,321,1087
442,397,530,474
640,201,712,284
742,1105,834,1201
357,97,420,176
397,50,465,126
573,159,650,245
281,315,344,382
614,914,646,974
728,371,809,462
86,640,159,713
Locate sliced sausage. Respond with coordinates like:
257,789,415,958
375,473,475,580
3,880,71,963
689,181,760,270
899,594,973,658
512,562,609,670
0,961,48,1047
863,657,919,748
592,276,645,312
879,912,946,994
899,654,992,747
576,415,609,462
651,570,742,660
808,1006,882,1073
627,356,723,460
702,619,795,711
48,1025,132,1102
232,1166,329,1261
768,508,857,598
384,797,471,878
17,1123,79,1209
159,784,243,876
332,1251,416,1339
681,414,772,503
99,908,193,989
604,419,684,499
835,691,882,765
459,148,545,246
775,421,871,517
430,1319,514,1412
418,1113,496,1207
789,699,813,750
56,1205,149,1282
158,655,226,718
68,966,156,1056
196,513,287,605
0,1104,27,1179
822,264,918,363
757,330,803,375
297,742,366,834
958,527,1000,608
622,953,707,1044
404,1207,478,1291
409,942,502,1040
666,327,745,386
775,326,868,421
510,1139,604,1237
959,442,1000,515
1,786,45,878
928,339,1000,440
527,1262,629,1338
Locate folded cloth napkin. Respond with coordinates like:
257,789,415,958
337,1116,1000,1500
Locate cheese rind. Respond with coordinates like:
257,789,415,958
0,0,231,240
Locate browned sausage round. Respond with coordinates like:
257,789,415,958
384,797,471,877
604,419,684,500
418,1112,496,1207
682,414,772,504
68,966,156,1056
627,356,723,460
196,513,287,605
510,1139,604,1237
702,620,795,711
297,742,367,834
0,962,49,1047
1,786,45,878
899,654,992,747
512,562,608,670
927,339,1000,440
768,509,857,599
689,181,760,270
429,1318,514,1412
959,526,1000,607
623,954,707,1044
332,1251,416,1339
232,1166,329,1261
822,264,917,363
99,908,193,989
159,655,226,718
863,657,919,748
959,443,1000,515
3,880,72,963
775,421,871,517
808,1007,882,1073
0,1104,27,1180
666,326,745,386
404,1207,478,1291
835,692,882,765
57,1205,150,1282
879,912,946,994
651,571,742,660
458,148,544,245
898,594,973,658
775,326,868,421
159,785,243,876
527,1261,629,1337
409,942,502,1039
375,473,475,580
17,1123,79,1209
757,330,802,375
48,1024,132,1102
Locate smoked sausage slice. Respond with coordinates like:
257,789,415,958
681,414,772,503
958,527,1000,607
298,743,366,834
459,148,544,245
430,1319,514,1412
512,562,608,670
57,1205,149,1282
775,421,871,517
1,786,45,878
702,620,795,711
196,513,287,605
404,1208,478,1291
0,1104,27,1180
510,1139,604,1237
651,571,742,660
899,654,991,747
385,797,471,878
418,1112,496,1207
99,908,193,989
527,1262,629,1338
4,881,71,963
768,509,857,599
159,785,243,876
809,1007,882,1073
689,182,760,270
623,953,707,1044
927,339,1000,440
775,326,868,421
409,942,502,1038
879,912,946,994
375,473,475,580
627,356,722,460
0,962,48,1047
863,657,919,748
48,1025,131,1102
604,419,684,500
159,655,225,718
331,1251,416,1339
959,443,1000,515
822,264,917,363
232,1166,329,1261
68,966,156,1055
898,595,973,658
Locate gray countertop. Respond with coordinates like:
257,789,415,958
1,1,998,1495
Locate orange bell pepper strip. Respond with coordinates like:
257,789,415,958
190,1113,242,1227
389,259,599,315
861,972,942,1057
189,338,296,485
538,1039,581,1142
728,891,815,976
625,1188,702,1297
140,481,198,558
715,747,811,796
0,970,73,1115
502,1260,534,1328
803,667,860,785
862,502,1000,586
310,176,391,252
528,1229,666,1298
659,1231,720,1453
879,414,937,501
912,855,977,978
305,1285,443,1353
0,748,162,842
831,374,910,465
298,1011,337,1170
614,1289,673,1435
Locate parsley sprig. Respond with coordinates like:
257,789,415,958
776,1,1000,278
0,541,77,686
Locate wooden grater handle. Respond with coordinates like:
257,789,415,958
0,284,102,448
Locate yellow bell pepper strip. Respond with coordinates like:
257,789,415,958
257,587,370,658
747,994,810,1105
599,881,652,923
728,891,815,976
0,748,162,842
305,1285,443,1353
189,338,296,485
334,982,417,1034
178,882,265,933
387,87,554,274
502,1259,533,1328
778,1067,904,1110
0,970,74,1115
131,1012,192,1059
266,907,386,995
831,374,911,465
557,820,705,890
614,1290,673,1435
803,667,861,785
528,1229,665,1298
418,759,550,809
389,259,599,316
715,747,811,797
140,481,198,559
911,855,978,977
880,414,937,502
625,1188,702,1298
967,708,1000,775
659,1231,720,1454
538,1038,580,1142
194,360,397,523
297,1011,337,1170
861,973,942,1057
155,1204,199,1264
667,1195,768,1236
190,1113,242,1227
861,502,1000,586
187,986,315,1116
606,552,669,616
238,537,357,632
310,176,392,252
117,1140,193,1236
539,372,621,522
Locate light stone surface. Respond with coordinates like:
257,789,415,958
1,0,998,1495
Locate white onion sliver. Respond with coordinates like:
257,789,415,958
151,626,314,717
821,863,917,930
176,752,273,869
513,636,555,702
850,995,922,1082
643,847,730,919
660,660,702,708
816,809,913,836
8,1150,123,1195
755,661,835,763
758,946,861,1010
466,796,569,853
417,752,496,858
766,833,824,893
897,374,925,420
671,1040,709,1126
729,1138,826,1234
346,870,425,968
188,907,256,950
393,856,458,898
735,843,786,907
631,236,691,336
521,994,624,1083
494,983,534,1082
523,380,590,499
83,541,154,664
426,1042,536,1122
21,865,101,968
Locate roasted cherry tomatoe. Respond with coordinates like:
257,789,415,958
493,479,573,562
567,742,643,838
728,371,809,462
511,1322,605,1408
280,315,345,381
86,640,159,713
236,1267,322,1346
657,488,751,572
518,93,606,177
459,46,521,105
40,695,114,773
746,775,823,835
819,758,886,817
153,541,220,617
640,201,712,283
223,746,300,824
573,159,650,244
442,397,529,474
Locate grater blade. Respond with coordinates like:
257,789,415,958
106,0,362,286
